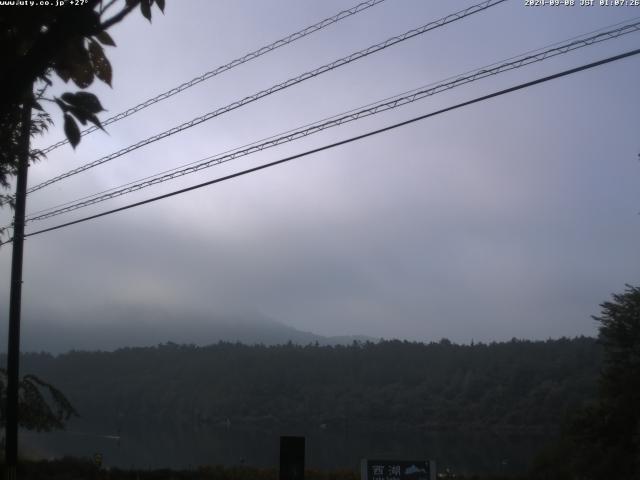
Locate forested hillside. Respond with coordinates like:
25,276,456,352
14,338,600,432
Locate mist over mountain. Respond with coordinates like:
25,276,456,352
14,306,374,354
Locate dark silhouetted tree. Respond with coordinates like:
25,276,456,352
0,0,165,236
566,285,640,479
0,0,165,437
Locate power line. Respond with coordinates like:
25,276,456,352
39,0,389,154
8,47,637,245
26,0,506,196
28,15,640,219
24,19,640,223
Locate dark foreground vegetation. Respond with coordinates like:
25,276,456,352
1,457,520,480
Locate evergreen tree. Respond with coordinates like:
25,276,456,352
568,285,640,479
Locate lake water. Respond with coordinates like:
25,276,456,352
21,420,551,476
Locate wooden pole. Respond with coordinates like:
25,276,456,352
5,89,32,480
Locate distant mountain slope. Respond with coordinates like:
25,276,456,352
17,307,375,353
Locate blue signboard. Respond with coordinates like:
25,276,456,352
361,459,436,480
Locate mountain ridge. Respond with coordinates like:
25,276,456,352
16,306,376,354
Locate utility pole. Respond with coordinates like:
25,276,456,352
5,88,33,480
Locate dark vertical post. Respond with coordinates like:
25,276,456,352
279,436,305,480
5,91,32,480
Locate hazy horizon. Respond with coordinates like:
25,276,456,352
0,303,601,355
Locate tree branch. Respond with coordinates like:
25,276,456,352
100,0,119,15
99,1,139,31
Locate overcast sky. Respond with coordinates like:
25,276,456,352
1,0,639,349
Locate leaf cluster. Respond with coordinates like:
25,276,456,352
0,0,165,181
0,0,165,243
0,368,78,433
56,91,106,148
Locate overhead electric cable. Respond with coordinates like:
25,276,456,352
4,47,635,246
23,19,640,223
26,0,506,195
39,0,389,154
37,14,638,220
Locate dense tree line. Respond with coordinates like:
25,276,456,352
7,337,600,433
